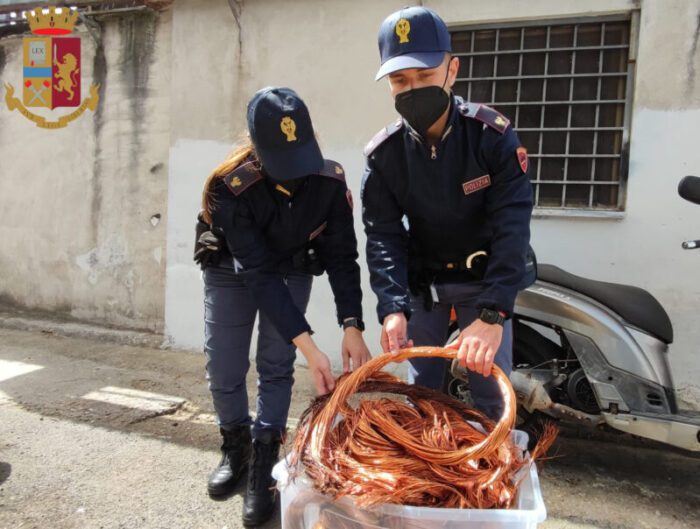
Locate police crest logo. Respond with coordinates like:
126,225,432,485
516,147,529,173
3,6,101,129
280,116,297,142
231,176,242,188
395,18,410,43
335,165,344,175
494,116,507,128
462,175,492,195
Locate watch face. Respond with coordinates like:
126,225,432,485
480,309,499,324
344,318,364,331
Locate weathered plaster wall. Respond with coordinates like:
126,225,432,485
0,8,171,331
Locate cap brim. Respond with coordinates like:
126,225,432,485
375,51,446,80
257,138,324,181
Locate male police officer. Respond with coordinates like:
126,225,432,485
362,6,533,419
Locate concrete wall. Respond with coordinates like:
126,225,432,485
164,0,700,407
164,0,242,349
0,8,172,332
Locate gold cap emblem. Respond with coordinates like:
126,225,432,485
335,165,344,175
231,176,242,187
495,116,506,127
280,116,297,142
396,18,410,43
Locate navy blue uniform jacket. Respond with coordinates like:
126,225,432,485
208,156,363,343
361,96,533,323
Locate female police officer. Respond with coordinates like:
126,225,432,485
194,87,370,527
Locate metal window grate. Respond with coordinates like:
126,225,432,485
451,17,636,211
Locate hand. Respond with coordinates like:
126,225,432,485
307,351,336,395
341,328,372,373
447,319,503,377
380,312,413,355
293,332,336,395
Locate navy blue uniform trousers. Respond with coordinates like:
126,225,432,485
203,266,312,438
407,281,513,420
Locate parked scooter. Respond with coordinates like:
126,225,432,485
447,176,700,452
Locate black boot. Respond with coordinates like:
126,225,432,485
207,425,252,497
242,430,282,527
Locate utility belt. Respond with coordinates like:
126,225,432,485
408,246,538,311
420,250,489,280
408,250,489,311
196,211,326,275
213,244,324,276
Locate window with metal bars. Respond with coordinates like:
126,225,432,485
451,16,635,212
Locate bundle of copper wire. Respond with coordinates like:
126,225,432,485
289,347,556,512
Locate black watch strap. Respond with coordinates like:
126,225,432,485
342,317,365,332
478,308,505,326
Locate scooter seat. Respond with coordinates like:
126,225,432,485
537,264,674,344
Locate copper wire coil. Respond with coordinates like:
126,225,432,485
287,346,556,523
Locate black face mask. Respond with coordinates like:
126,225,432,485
394,69,451,136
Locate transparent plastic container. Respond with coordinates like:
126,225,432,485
273,430,547,529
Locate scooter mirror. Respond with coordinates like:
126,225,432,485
678,175,700,205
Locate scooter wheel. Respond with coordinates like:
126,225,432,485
566,368,600,414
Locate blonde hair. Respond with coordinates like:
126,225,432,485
201,135,255,224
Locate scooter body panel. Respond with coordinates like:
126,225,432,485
516,281,673,390
511,280,700,450
602,411,700,451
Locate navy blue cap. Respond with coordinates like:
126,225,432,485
246,87,323,181
375,6,451,80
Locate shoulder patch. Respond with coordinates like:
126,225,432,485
458,102,510,134
317,159,346,182
516,146,529,173
224,160,263,196
364,118,403,157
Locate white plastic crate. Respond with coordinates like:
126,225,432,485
273,430,547,529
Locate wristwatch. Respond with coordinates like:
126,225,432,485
342,317,365,332
478,308,506,326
